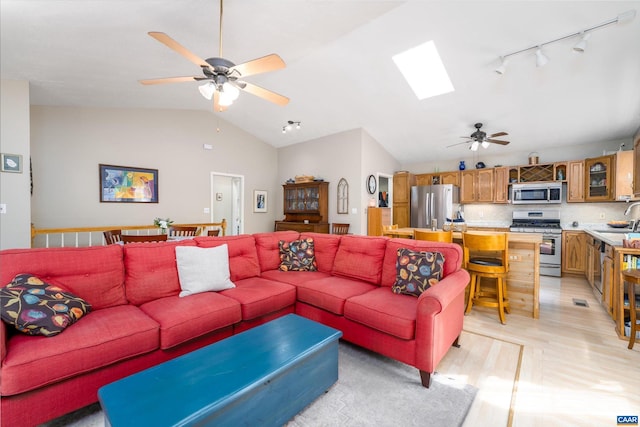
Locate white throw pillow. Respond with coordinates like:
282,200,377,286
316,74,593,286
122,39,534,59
175,245,235,297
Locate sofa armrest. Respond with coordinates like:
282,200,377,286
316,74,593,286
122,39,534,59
414,269,470,371
0,319,7,363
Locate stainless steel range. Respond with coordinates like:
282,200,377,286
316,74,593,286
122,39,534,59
510,210,562,277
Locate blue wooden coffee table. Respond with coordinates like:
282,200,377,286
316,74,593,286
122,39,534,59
98,314,342,426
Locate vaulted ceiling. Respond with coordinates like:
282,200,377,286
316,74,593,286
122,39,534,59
2,1,639,164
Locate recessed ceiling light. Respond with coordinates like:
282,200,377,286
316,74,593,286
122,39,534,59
392,40,455,100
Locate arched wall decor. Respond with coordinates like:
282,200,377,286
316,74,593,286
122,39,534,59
337,178,349,214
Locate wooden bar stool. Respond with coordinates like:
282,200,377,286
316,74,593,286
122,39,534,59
413,229,453,243
622,269,640,349
462,232,510,324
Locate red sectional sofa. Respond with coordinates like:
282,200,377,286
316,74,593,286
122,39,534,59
0,231,470,427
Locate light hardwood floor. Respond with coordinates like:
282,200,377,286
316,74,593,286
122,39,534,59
456,274,640,426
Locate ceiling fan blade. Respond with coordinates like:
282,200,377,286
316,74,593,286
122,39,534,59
139,76,200,85
486,138,510,145
490,131,508,138
212,91,228,113
238,81,289,106
447,141,469,148
148,32,209,68
229,54,286,78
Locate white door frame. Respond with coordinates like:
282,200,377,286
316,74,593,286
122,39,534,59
210,172,245,235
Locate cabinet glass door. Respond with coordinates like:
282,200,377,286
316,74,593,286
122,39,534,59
588,161,607,198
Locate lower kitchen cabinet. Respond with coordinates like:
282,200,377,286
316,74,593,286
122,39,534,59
562,231,587,275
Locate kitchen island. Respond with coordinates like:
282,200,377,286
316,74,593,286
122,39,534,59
383,228,541,319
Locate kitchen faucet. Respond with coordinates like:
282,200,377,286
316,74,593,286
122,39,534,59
624,202,640,232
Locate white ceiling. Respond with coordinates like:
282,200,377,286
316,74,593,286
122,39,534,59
2,1,639,164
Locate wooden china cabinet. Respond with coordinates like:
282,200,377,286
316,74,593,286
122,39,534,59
275,181,330,233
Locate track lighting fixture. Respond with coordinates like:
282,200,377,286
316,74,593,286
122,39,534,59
535,47,549,67
282,121,301,134
495,9,636,74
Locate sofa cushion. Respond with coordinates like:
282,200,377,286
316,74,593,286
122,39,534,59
124,240,197,306
194,235,261,281
1,274,92,337
300,232,341,273
254,231,300,271
331,235,388,285
175,245,235,297
0,305,159,396
260,269,332,286
296,276,377,315
391,249,445,297
139,293,241,349
344,287,417,340
219,277,296,321
0,245,126,310
381,239,463,287
279,238,317,272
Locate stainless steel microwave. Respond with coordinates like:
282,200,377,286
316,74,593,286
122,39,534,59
511,183,562,204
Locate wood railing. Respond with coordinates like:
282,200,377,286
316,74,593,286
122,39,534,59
30,219,227,248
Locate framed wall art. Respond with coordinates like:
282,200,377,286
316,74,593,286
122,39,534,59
253,190,267,213
1,153,23,173
99,164,158,203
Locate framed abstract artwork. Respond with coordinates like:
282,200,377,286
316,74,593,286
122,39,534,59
253,190,267,213
1,153,23,173
99,164,158,203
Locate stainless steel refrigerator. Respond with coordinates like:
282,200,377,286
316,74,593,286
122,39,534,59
410,184,460,229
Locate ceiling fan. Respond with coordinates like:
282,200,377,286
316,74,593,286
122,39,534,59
139,0,288,112
448,123,510,151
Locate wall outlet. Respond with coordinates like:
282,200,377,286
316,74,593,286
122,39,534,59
0,204,6,214
479,211,484,218
203,207,210,214
599,212,606,219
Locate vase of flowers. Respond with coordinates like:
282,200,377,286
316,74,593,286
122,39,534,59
154,217,173,234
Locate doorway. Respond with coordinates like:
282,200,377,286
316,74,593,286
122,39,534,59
377,173,393,209
210,172,244,236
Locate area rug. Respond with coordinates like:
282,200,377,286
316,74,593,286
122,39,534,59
42,342,477,427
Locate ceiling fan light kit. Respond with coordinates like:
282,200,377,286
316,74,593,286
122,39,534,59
494,9,636,74
139,0,289,111
282,121,301,134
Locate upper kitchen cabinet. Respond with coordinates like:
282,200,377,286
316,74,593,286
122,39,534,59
585,152,634,202
494,167,509,204
415,171,459,186
460,169,494,203
634,130,640,199
567,160,585,202
585,155,613,202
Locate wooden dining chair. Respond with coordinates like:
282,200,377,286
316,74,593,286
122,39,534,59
103,230,123,245
462,232,510,324
121,234,168,244
413,229,453,243
332,223,350,235
207,229,220,237
169,226,199,237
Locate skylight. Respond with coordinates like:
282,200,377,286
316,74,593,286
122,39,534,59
392,40,454,100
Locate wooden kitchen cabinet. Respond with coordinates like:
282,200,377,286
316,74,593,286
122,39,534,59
562,230,587,275
460,169,494,203
494,167,509,203
585,155,613,201
367,207,391,236
602,243,614,315
635,130,640,198
415,171,459,186
613,150,634,201
393,171,415,228
567,160,585,202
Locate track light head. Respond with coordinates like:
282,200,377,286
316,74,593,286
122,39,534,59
573,32,591,53
535,47,549,67
282,120,301,134
494,57,508,74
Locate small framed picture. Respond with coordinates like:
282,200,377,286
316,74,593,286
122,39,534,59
253,190,267,213
1,153,23,173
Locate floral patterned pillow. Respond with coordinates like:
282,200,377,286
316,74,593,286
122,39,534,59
279,238,317,272
391,248,445,297
0,274,92,337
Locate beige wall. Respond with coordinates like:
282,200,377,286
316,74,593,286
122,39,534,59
29,106,279,234
277,128,399,235
0,80,31,249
